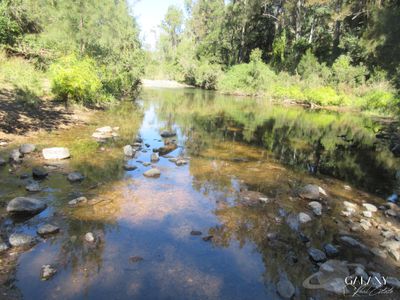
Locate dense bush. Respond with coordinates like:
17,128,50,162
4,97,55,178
194,60,222,90
50,55,102,104
218,49,276,94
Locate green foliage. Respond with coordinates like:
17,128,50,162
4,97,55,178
304,87,344,106
0,2,21,45
194,60,222,90
0,50,46,104
50,55,102,104
332,55,367,88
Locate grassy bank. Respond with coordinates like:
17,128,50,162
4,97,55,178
145,49,399,114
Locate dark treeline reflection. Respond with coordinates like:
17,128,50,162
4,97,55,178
141,88,399,196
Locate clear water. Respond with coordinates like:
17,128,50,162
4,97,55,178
1,88,399,299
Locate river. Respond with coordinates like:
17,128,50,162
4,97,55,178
1,87,400,299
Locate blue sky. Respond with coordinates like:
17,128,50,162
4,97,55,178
130,0,185,50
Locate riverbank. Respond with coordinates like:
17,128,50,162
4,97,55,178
141,79,193,89
0,87,97,144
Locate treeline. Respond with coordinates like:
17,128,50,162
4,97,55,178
0,0,143,105
148,0,400,112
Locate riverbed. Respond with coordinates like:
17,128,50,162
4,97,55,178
1,87,400,299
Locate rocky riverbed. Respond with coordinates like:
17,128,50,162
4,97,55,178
1,89,400,299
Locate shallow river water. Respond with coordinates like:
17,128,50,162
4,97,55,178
1,88,400,299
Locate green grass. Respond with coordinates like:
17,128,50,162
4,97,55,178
0,51,48,104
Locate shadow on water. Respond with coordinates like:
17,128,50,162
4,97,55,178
1,88,400,299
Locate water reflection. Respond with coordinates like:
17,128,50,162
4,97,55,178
1,88,399,299
144,88,399,196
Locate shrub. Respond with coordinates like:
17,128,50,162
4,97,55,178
194,60,222,90
297,49,331,86
332,55,367,88
51,55,102,104
304,86,343,105
358,90,399,111
218,49,275,94
272,85,306,101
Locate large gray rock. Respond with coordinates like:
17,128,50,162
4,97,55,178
20,144,36,154
42,147,70,160
160,130,176,138
123,145,135,157
143,168,161,178
298,184,327,200
9,233,36,247
10,149,22,163
7,197,46,215
32,167,48,179
67,172,84,182
37,224,60,236
298,212,312,224
308,201,322,216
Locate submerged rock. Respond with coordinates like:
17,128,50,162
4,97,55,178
339,236,370,253
129,256,144,263
7,197,46,215
67,172,84,182
276,273,295,299
37,224,60,236
143,168,161,178
32,167,48,180
68,196,88,206
26,181,41,192
157,143,178,156
298,184,327,200
151,153,159,162
323,243,339,257
41,265,56,280
175,158,188,166
190,230,202,236
123,163,137,171
308,248,327,263
9,233,36,247
0,157,6,166
42,147,70,160
20,144,36,154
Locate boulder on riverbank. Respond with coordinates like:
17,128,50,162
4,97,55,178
160,130,176,138
42,147,70,160
67,172,84,182
298,184,327,200
92,126,119,140
20,144,36,154
7,197,47,215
